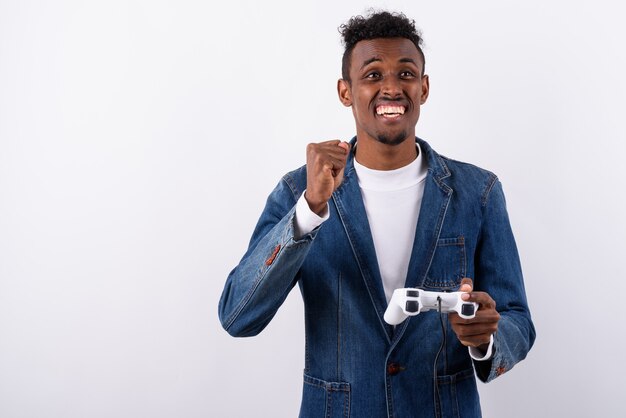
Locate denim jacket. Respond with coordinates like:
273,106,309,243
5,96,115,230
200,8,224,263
218,138,535,418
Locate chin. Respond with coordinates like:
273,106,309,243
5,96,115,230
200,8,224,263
375,132,409,146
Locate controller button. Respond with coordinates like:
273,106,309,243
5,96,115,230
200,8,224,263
406,300,419,313
387,362,405,376
406,290,419,297
461,304,475,316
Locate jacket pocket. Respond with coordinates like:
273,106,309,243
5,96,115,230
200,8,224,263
435,368,481,418
423,236,466,290
300,373,351,418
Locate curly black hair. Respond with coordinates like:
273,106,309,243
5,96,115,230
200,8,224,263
339,10,425,82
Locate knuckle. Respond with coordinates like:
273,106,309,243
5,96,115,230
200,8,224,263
307,143,321,154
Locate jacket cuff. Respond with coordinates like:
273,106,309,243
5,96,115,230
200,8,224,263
468,334,494,361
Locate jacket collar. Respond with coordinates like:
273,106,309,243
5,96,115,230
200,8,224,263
332,137,453,342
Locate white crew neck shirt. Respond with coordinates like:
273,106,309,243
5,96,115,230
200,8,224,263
353,145,427,303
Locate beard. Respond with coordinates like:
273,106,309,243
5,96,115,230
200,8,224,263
375,130,409,146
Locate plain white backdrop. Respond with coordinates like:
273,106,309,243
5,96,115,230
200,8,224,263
1,0,625,417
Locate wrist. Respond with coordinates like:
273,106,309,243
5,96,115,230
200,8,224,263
304,191,327,216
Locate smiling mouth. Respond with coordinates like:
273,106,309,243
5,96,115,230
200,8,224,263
375,105,406,118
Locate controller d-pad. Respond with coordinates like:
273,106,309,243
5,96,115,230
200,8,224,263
461,304,475,316
405,300,419,313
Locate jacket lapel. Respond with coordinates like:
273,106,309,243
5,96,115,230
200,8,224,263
392,138,453,343
405,139,453,289
332,142,394,342
332,137,454,344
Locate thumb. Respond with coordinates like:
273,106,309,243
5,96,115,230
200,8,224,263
459,277,473,293
333,165,346,190
337,141,351,154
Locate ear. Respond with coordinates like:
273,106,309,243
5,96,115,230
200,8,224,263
337,79,352,107
420,74,430,104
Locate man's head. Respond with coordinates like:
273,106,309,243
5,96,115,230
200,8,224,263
339,11,425,83
337,11,429,149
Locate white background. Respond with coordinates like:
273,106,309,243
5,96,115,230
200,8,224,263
1,0,625,417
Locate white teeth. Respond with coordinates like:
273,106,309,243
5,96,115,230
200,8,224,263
376,106,405,115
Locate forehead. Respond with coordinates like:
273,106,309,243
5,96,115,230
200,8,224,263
349,38,422,72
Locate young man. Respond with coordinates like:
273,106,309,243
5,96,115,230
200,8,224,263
219,11,535,418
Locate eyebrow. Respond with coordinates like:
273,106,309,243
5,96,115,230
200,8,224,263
399,57,418,65
360,56,420,70
360,57,381,69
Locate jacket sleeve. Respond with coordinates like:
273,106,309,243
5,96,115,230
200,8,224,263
473,179,536,382
218,175,318,337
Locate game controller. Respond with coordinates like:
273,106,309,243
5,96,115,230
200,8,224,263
384,288,479,325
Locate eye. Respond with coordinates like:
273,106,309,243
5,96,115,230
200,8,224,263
400,71,416,79
365,71,381,80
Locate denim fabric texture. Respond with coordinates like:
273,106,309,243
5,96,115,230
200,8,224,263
218,138,536,418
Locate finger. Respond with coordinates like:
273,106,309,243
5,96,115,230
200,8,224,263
322,147,350,162
450,318,498,341
457,335,493,347
310,148,350,166
450,314,499,330
317,140,350,154
455,327,495,340
318,139,342,146
449,310,500,326
455,327,498,340
319,157,349,175
306,141,342,158
464,291,496,309
313,140,348,153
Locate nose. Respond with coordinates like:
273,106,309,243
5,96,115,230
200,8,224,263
380,75,402,98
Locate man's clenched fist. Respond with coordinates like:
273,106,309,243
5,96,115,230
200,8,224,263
305,140,351,215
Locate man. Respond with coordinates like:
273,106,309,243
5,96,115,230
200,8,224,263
218,11,535,418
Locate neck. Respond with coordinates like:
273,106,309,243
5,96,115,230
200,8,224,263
354,135,418,170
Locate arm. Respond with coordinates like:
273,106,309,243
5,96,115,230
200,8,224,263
471,179,536,382
218,140,351,337
218,176,315,337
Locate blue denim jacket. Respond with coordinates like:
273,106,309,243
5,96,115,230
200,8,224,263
219,138,535,418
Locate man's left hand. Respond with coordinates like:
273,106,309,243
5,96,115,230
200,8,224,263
449,278,500,352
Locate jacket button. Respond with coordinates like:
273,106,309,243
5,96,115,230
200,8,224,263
387,362,404,376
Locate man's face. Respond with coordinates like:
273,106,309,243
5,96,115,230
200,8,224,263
338,38,429,146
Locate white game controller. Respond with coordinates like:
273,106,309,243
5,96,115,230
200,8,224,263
384,288,479,325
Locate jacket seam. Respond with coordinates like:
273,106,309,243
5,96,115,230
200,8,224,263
223,226,291,333
337,271,342,381
223,254,280,333
481,173,499,207
282,172,301,201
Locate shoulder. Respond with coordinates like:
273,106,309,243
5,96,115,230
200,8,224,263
441,154,498,183
425,144,499,207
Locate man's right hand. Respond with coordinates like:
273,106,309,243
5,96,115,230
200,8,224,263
305,140,351,216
